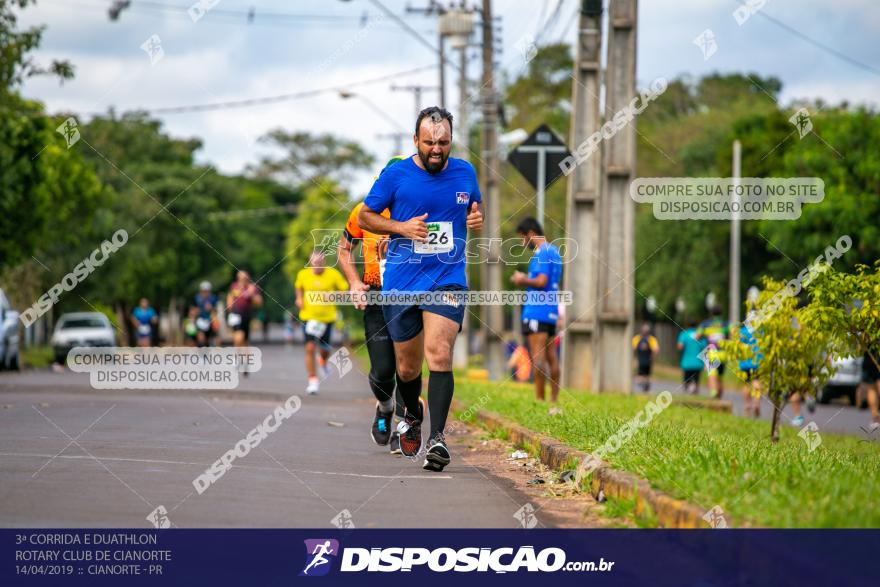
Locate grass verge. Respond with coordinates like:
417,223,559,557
454,380,880,528
21,345,53,369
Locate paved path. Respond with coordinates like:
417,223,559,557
0,345,567,528
639,374,874,438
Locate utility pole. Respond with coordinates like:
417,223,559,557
391,84,438,121
479,0,503,379
405,1,451,109
730,139,742,326
595,0,637,393
438,34,446,107
456,47,470,158
561,0,603,391
452,28,474,370
376,132,408,155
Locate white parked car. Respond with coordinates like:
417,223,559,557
51,312,116,365
819,355,863,405
0,288,21,371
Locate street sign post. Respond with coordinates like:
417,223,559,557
507,124,571,226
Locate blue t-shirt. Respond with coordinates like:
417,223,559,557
677,328,707,371
522,242,562,324
194,293,218,319
364,156,481,292
132,307,156,325
739,324,761,371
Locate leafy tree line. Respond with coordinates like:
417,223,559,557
1,0,376,340
492,43,879,328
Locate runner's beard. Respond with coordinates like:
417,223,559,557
418,148,448,174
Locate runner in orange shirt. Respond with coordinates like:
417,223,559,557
337,156,421,454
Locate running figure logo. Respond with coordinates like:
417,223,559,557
693,29,718,61
56,117,80,148
300,539,340,577
789,108,813,138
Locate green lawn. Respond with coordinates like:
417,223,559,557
453,380,880,528
21,345,54,369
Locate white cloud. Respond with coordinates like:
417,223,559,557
16,0,880,187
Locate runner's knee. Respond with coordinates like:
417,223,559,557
533,356,549,375
425,339,453,370
396,361,421,382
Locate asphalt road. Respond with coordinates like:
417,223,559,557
640,373,875,438
0,345,559,529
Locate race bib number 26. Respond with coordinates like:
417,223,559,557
414,221,453,254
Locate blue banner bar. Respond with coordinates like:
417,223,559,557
2,529,874,586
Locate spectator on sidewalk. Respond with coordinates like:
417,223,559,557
507,342,532,383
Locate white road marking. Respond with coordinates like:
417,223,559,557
0,452,452,479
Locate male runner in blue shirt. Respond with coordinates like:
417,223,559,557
358,106,483,472
511,217,563,404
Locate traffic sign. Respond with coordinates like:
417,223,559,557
506,124,571,224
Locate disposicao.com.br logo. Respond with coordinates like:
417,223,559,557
300,541,615,575
300,539,340,577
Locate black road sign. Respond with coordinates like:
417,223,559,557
506,124,572,191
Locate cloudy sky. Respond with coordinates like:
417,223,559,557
18,0,880,195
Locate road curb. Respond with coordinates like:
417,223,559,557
451,399,710,528
674,397,732,413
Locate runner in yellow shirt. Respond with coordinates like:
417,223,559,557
295,250,348,394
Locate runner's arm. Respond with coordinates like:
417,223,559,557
337,235,363,287
358,205,428,241
519,273,549,288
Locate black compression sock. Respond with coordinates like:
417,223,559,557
395,372,423,420
368,372,395,407
394,385,406,420
427,370,454,442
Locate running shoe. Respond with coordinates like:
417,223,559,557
306,377,319,395
318,362,330,379
423,438,451,472
397,407,423,457
371,405,393,446
389,430,402,455
791,415,805,427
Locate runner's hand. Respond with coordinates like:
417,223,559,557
400,213,429,242
466,202,483,231
350,280,370,310
511,271,527,286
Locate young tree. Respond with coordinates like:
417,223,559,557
723,277,839,442
808,263,880,377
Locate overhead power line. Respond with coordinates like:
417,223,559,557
114,64,436,115
750,7,880,77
